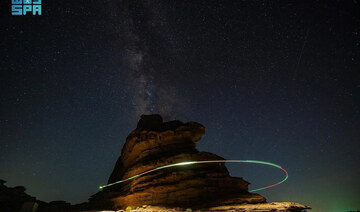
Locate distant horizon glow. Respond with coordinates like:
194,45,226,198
99,160,289,192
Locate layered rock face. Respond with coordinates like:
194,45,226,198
92,115,265,210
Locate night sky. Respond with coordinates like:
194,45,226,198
1,1,359,212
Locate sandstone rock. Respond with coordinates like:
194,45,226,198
1,115,311,212
91,115,266,210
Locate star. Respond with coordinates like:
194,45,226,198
1,2,359,211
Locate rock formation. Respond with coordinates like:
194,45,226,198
0,179,79,212
90,114,266,210
1,115,311,212
0,179,36,212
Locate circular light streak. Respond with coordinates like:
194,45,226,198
99,160,288,192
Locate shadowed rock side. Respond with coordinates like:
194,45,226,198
0,179,36,212
90,115,265,210
0,179,80,212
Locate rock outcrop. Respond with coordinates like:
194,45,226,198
0,179,37,212
0,179,79,212
1,115,311,212
90,115,266,210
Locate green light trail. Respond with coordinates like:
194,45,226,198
99,160,288,193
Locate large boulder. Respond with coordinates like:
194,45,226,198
90,115,265,210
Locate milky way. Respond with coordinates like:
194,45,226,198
106,0,183,119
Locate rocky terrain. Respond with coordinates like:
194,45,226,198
0,179,78,212
1,115,311,212
0,179,36,212
82,202,311,212
88,115,308,212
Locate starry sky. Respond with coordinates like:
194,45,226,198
1,1,359,212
